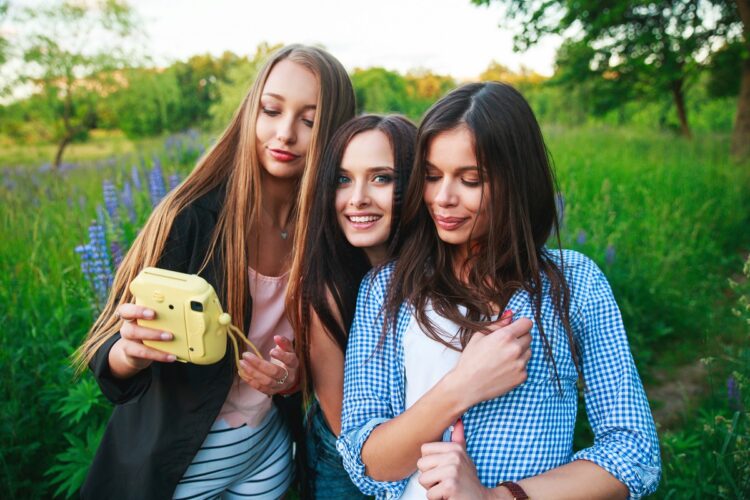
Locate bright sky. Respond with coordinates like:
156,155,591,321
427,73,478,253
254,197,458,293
126,0,561,79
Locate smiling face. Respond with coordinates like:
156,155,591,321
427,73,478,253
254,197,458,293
255,59,320,180
423,125,489,247
335,130,395,265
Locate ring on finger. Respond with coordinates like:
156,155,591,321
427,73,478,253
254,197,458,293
275,367,288,386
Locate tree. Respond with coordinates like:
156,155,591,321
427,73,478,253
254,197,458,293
13,0,138,167
0,0,9,67
472,0,748,152
351,67,411,116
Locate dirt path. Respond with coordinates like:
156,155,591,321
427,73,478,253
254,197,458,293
646,361,710,429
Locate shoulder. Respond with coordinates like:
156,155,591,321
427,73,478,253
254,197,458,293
544,248,604,287
360,260,395,299
174,183,226,227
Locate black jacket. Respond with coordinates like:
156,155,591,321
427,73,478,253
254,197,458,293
81,186,306,499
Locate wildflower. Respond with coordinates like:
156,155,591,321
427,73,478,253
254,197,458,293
728,375,742,410
168,173,181,191
148,159,166,207
554,192,565,229
103,180,119,221
576,230,587,245
131,164,142,191
121,181,136,223
605,244,616,265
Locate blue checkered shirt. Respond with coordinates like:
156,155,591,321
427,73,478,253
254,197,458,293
337,250,660,499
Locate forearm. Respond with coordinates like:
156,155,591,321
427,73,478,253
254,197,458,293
361,372,468,481
492,460,628,500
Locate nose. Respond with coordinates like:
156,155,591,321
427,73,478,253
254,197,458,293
276,114,296,145
349,180,370,208
434,178,457,207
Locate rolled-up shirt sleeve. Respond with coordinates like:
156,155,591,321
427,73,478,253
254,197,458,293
571,265,661,498
337,267,408,497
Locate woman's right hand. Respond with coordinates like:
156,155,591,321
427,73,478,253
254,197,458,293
108,304,176,378
446,315,533,410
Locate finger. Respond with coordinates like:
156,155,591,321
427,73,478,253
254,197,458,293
451,418,466,446
517,329,533,350
419,464,457,491
425,480,452,500
270,347,297,368
121,322,173,342
122,340,176,363
273,335,294,353
239,359,276,387
242,353,288,379
421,441,463,457
117,303,156,321
495,317,532,338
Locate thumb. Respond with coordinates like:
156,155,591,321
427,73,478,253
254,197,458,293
481,309,513,335
451,418,466,446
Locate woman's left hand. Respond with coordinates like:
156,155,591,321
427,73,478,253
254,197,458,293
238,335,298,396
417,419,496,500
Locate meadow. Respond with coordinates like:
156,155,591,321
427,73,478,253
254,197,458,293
1,125,748,498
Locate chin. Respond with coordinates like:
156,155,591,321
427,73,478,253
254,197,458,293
435,229,470,246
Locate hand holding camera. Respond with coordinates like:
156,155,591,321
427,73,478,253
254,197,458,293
109,303,177,379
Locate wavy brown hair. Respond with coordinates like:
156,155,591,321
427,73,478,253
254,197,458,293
287,115,416,400
75,44,355,372
384,82,582,386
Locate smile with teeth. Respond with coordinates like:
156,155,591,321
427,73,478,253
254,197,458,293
347,215,381,223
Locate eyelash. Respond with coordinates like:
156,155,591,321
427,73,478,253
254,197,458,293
373,174,393,184
262,108,314,127
424,174,481,187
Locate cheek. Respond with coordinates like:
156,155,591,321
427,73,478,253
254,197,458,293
255,116,271,143
334,189,348,215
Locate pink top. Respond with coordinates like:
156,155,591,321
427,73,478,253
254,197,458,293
216,266,294,428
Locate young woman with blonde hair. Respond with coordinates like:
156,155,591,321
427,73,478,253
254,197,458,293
76,44,355,500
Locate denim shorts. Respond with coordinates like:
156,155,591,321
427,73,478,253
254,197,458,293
305,401,368,499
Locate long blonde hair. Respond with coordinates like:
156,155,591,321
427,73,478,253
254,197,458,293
75,44,355,372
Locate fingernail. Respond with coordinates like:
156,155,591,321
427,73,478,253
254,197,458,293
167,354,176,362
161,332,172,340
502,309,513,318
143,309,155,319
242,352,254,360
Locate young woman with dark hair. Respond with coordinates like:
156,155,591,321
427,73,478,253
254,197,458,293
338,82,660,499
76,45,355,499
287,114,417,498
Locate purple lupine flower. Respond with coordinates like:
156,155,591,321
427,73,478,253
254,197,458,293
110,240,124,269
728,376,742,410
131,164,142,191
87,221,113,307
148,159,166,207
75,244,95,291
554,192,565,229
168,173,181,191
576,230,587,245
103,180,119,221
121,181,137,223
605,244,616,265
95,204,107,225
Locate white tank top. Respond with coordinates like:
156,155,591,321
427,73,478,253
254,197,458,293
401,306,462,499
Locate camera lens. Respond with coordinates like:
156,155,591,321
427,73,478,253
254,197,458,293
190,301,204,312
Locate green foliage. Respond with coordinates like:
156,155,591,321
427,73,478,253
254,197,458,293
103,68,182,138
10,0,140,166
209,43,283,129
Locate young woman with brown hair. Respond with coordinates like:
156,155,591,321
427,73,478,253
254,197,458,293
76,45,355,500
338,82,660,499
287,114,416,498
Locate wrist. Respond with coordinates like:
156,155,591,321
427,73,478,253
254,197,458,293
438,369,472,415
495,481,529,500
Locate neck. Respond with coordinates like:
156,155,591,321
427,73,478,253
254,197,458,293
364,244,388,267
451,243,472,283
259,170,297,227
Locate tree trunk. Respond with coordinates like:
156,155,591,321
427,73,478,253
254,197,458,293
671,79,692,138
732,0,750,161
53,134,72,169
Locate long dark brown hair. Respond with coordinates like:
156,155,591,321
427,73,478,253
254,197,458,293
384,82,582,385
288,114,417,399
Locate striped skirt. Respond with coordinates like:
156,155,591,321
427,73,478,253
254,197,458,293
172,407,293,499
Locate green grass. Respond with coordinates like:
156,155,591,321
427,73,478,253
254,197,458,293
0,125,748,497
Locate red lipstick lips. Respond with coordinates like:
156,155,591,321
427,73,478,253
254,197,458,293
268,148,300,162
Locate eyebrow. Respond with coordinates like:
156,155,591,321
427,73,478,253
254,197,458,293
338,166,395,173
424,161,479,172
262,92,317,110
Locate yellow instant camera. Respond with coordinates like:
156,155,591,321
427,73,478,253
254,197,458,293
129,267,260,365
